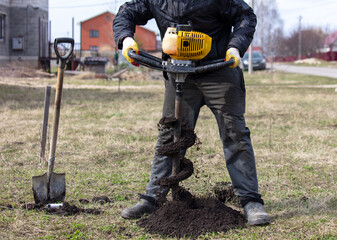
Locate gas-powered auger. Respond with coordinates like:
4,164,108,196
128,23,235,200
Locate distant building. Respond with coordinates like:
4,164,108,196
0,0,49,67
322,30,337,61
80,11,157,57
324,30,337,51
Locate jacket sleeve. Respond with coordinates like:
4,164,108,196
227,0,257,57
113,0,153,49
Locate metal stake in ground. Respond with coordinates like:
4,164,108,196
40,85,51,165
32,38,74,204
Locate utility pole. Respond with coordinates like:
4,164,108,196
72,17,75,39
298,16,302,60
248,0,254,74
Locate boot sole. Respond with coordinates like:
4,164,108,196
121,209,145,219
247,217,270,226
121,206,158,219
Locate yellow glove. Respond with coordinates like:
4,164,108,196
122,37,139,66
226,47,241,68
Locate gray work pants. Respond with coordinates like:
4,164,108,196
145,67,263,207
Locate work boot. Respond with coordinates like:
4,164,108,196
244,201,270,226
121,199,158,219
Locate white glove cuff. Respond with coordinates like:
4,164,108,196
123,37,136,49
228,47,240,58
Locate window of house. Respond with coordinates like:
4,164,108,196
89,30,99,38
90,46,99,51
0,14,5,41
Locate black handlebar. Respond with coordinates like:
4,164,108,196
54,38,75,68
128,50,235,74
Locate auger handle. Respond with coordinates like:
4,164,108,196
128,50,236,73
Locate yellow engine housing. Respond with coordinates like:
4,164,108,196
162,27,212,60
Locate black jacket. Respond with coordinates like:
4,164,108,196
113,0,256,61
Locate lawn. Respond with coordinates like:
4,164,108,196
0,69,336,239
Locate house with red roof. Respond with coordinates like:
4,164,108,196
321,30,337,61
80,11,157,55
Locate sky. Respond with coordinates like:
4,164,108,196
49,0,337,43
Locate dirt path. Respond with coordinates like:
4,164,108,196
0,77,163,90
270,63,337,79
249,84,337,89
1,77,336,90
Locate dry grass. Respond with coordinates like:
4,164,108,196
0,69,336,239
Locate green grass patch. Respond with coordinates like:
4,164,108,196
0,70,336,239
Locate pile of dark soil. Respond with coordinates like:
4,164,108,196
22,202,102,216
22,196,111,216
137,117,245,237
137,197,245,238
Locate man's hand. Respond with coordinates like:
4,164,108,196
226,47,241,68
122,37,139,66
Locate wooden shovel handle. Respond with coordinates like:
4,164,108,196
47,67,64,181
46,37,74,182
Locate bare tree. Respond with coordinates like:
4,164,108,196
278,26,327,57
253,0,284,58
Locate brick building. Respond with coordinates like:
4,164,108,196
80,11,157,55
0,0,49,67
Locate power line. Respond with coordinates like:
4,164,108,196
279,0,337,12
50,0,87,4
49,2,113,9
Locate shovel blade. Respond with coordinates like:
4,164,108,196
32,172,66,204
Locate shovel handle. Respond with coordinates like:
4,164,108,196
48,37,74,179
54,38,74,69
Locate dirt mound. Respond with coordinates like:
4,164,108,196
22,202,102,216
137,197,245,238
21,196,111,216
45,202,101,216
137,117,245,237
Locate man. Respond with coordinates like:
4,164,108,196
113,0,270,226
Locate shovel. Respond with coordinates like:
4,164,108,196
32,38,74,204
